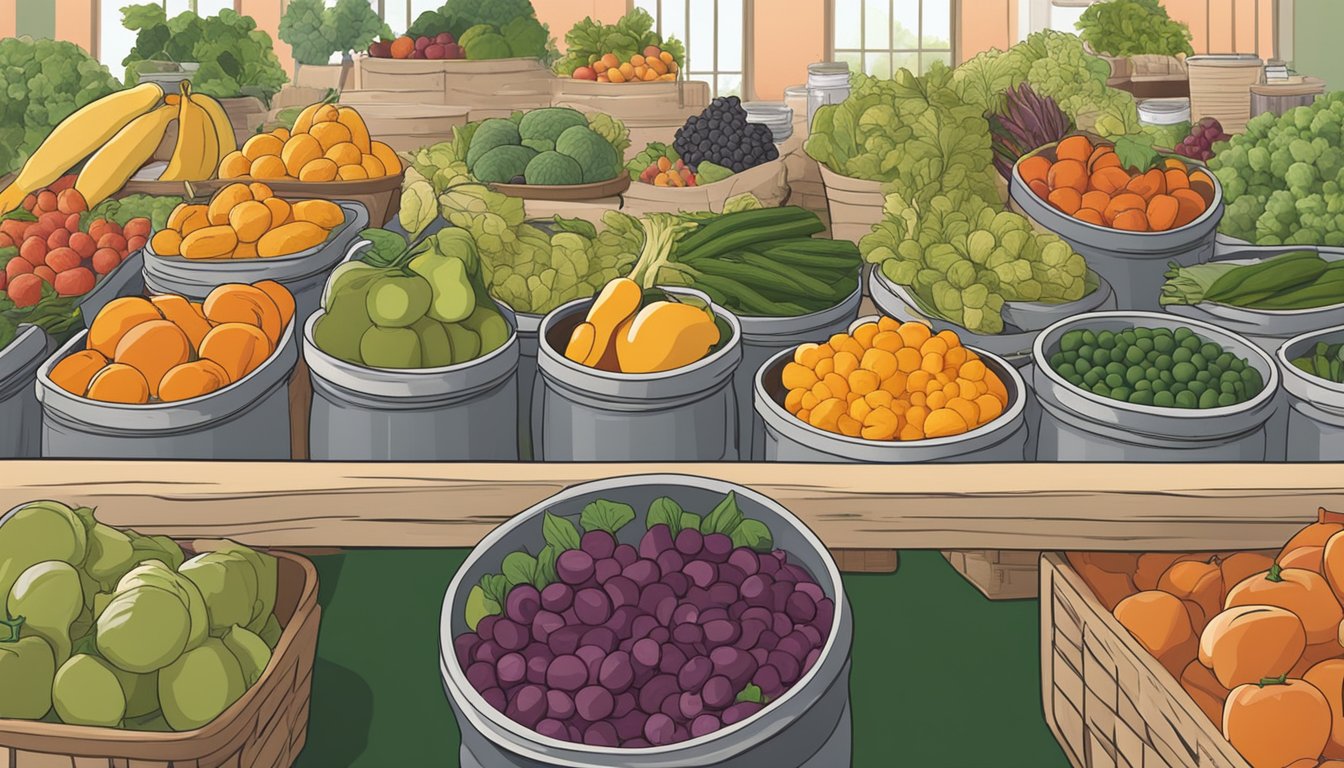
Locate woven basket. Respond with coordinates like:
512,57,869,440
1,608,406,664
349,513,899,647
0,546,320,768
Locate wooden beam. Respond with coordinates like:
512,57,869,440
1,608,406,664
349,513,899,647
0,462,1334,551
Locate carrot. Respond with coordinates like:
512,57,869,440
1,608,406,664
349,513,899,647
1163,157,1188,172
1189,171,1217,208
1089,166,1131,195
1164,169,1190,191
1047,159,1088,194
1104,192,1147,223
1047,187,1083,215
1147,194,1180,231
1056,135,1094,164
1171,189,1208,227
1073,208,1105,226
1126,168,1167,200
1087,145,1117,173
1112,209,1150,232
1018,155,1051,186
1028,178,1051,201
1090,151,1122,172
1081,190,1110,212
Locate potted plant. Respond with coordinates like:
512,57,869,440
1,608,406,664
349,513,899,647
280,0,390,91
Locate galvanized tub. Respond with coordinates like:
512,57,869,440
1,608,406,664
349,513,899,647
1031,311,1280,461
0,325,49,458
1277,325,1344,461
439,474,853,768
533,291,743,462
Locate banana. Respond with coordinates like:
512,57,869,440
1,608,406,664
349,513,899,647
0,82,163,214
190,91,238,158
75,104,177,208
160,82,219,182
290,102,325,135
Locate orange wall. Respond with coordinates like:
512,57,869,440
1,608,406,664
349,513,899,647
243,0,292,77
0,0,14,38
54,0,93,53
958,0,1016,64
753,0,827,100
1158,0,1275,57
534,0,626,50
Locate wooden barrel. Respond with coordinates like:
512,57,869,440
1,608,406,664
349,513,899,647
1186,54,1263,133
355,57,556,121
337,101,471,153
819,165,885,245
1250,77,1327,118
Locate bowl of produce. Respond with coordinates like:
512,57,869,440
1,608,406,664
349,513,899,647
1276,325,1344,461
1031,311,1280,461
552,9,684,83
0,499,318,762
439,475,852,766
754,316,1028,463
36,282,299,459
453,108,632,200
1010,134,1224,310
364,3,551,62
1161,247,1344,353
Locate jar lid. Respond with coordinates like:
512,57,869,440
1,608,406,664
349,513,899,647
744,101,791,115
784,84,808,97
808,61,849,75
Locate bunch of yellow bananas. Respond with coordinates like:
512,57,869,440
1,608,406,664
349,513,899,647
0,81,237,216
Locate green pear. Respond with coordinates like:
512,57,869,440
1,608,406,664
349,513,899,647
360,326,422,369
409,252,476,323
445,323,481,364
412,318,455,367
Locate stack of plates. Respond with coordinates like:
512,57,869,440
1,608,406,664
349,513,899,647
743,101,793,143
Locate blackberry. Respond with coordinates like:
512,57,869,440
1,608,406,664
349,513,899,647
673,96,779,174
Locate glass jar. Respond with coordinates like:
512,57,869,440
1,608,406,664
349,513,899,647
806,62,851,131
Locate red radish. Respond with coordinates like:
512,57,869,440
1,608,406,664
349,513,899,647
54,266,95,297
19,236,47,267
56,189,86,214
0,220,27,243
48,176,76,193
33,265,55,285
127,236,147,253
38,211,65,231
7,273,42,307
435,32,453,45
35,190,57,212
415,36,431,52
68,231,96,259
123,218,150,239
0,233,12,249
87,220,108,241
64,213,80,232
45,247,80,273
97,233,127,252
409,49,425,59
424,44,445,59
47,229,70,250
6,257,33,281
573,66,598,81
91,248,121,275
21,194,36,211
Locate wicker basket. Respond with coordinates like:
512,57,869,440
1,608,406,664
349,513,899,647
944,549,1039,600
818,165,885,245
0,546,320,768
1040,552,1249,768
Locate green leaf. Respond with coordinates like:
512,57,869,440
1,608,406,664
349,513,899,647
1113,133,1160,172
550,215,597,240
701,492,745,536
480,573,509,607
580,500,636,536
680,512,702,531
399,169,438,238
646,497,685,536
535,544,558,589
735,683,769,704
464,584,500,630
730,519,774,553
0,209,37,223
542,511,581,552
502,551,538,589
358,228,408,267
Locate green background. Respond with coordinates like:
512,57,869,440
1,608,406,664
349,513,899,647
293,549,1070,768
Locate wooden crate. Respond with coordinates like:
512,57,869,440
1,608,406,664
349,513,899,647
0,548,320,768
1040,552,1248,768
354,57,555,121
944,549,1039,600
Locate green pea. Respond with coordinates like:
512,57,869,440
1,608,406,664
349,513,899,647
1135,379,1152,391
1174,327,1194,343
1129,390,1154,406
1145,366,1161,381
1181,335,1201,352
1106,362,1126,377
1191,353,1208,369
1153,334,1175,353
1135,327,1153,339
1152,378,1169,392
1050,352,1065,369
1119,331,1136,345
1220,381,1237,395
1207,364,1223,379
1075,359,1092,375
1199,389,1219,408
1135,338,1154,353
1231,358,1246,372
1106,373,1124,388
1092,348,1110,367
1081,330,1097,347
1092,383,1111,398
1125,367,1145,385
1156,354,1174,369
1084,368,1103,387
1124,346,1145,365
1111,386,1131,401
1061,331,1084,352
1059,363,1077,380
1172,347,1193,364
1216,352,1234,368
1241,368,1263,390
1171,382,1187,393
1154,390,1175,407
1175,390,1198,408
1173,362,1197,383
1160,370,1175,385
1195,370,1212,385
1217,393,1237,407
1188,380,1207,397
1200,343,1221,359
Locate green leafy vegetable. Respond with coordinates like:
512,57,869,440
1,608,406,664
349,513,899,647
646,497,685,536
695,162,735,185
541,511,581,552
120,4,289,102
553,8,685,76
1114,133,1161,172
82,195,183,232
626,142,680,179
580,500,636,536
731,519,773,552
1076,0,1195,58
358,228,409,268
501,551,539,589
735,683,770,705
480,573,509,607
407,0,553,60
535,545,558,588
277,0,331,65
701,491,745,536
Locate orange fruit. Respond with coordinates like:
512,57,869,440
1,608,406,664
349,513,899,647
112,320,191,398
158,359,232,402
85,363,150,404
49,349,109,397
150,294,213,352
198,323,273,382
87,297,163,359
203,283,283,346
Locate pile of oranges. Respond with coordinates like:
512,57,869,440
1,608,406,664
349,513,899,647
217,103,400,183
50,281,294,404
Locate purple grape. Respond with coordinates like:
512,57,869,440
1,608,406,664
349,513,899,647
649,627,670,645
783,564,811,583
576,685,615,721
685,587,713,610
690,713,721,738
664,571,690,598
672,622,703,646
584,721,619,747
599,650,635,693
531,610,564,643
678,690,704,719
738,619,766,649
526,652,549,685
741,606,771,625
638,583,676,626
632,638,661,669
609,605,638,639
777,632,810,662
1204,125,1222,140
701,675,734,709
728,548,759,576
769,650,801,684
702,533,733,562
582,530,616,560
547,654,587,691
506,684,546,728
603,575,640,609
770,583,794,612
659,692,682,720
797,624,822,648
466,661,497,691
576,645,607,683
454,634,480,668
625,737,651,748
757,553,781,576
750,647,769,666
574,588,612,626
729,602,747,621
722,701,762,725
786,591,817,624
704,619,739,648
656,549,685,575
803,648,821,676
477,615,499,642
711,646,756,688
613,710,649,740
757,630,779,651
582,627,617,653
644,713,676,745
814,598,835,634
623,559,661,587
639,674,679,713
675,529,703,556
540,582,573,613
717,563,746,587
536,717,567,740
506,584,541,624
771,612,793,638
548,626,584,656
683,560,717,589
699,608,728,626
753,664,783,698
678,656,713,691
630,615,659,640
482,686,506,711
547,689,575,719
613,691,637,717
557,549,595,585
497,652,526,687
595,558,622,585
614,544,638,568
740,574,773,606
708,583,738,606
658,644,688,675
568,724,583,742
795,582,824,602
495,619,529,652
474,640,502,665
640,525,674,558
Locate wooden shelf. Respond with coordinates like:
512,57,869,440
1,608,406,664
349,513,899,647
0,462,1336,552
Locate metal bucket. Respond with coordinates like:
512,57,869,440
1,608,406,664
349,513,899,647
0,326,49,458
1277,325,1344,461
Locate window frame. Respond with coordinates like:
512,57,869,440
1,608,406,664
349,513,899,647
92,0,243,64
626,0,755,100
824,0,960,76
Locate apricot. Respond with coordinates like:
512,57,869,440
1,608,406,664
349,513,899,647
1322,531,1344,606
207,183,253,225
228,200,272,243
262,197,292,227
49,349,109,397
290,199,343,228
150,294,213,351
1159,558,1224,630
113,320,191,398
1306,659,1344,759
158,360,231,402
1199,605,1307,688
1222,552,1276,598
85,364,150,404
253,280,295,331
198,323,273,383
203,283,283,346
87,297,163,359
1227,565,1344,645
1224,678,1331,768
1114,590,1198,677
1181,659,1230,726
1135,553,1198,592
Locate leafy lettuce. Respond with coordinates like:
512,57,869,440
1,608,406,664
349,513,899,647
1076,0,1195,58
553,8,685,76
120,4,288,102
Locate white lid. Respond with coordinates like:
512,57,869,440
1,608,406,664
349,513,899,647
1138,97,1191,125
808,61,849,75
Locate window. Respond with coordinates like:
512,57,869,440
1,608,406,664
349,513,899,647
633,0,748,98
831,0,954,77
97,1,236,76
